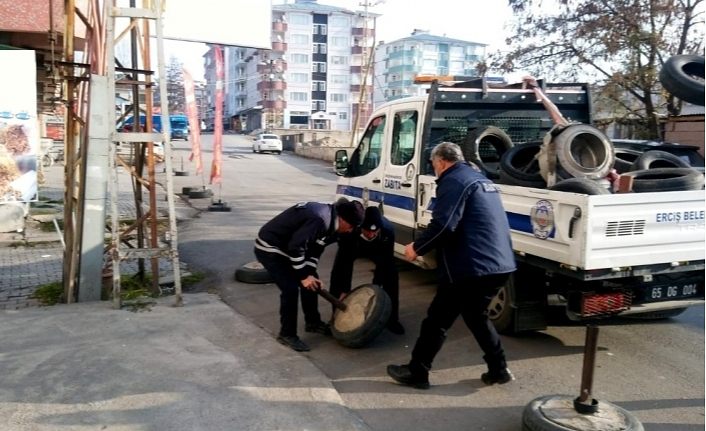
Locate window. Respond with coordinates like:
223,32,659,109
330,36,348,47
313,24,327,35
346,115,385,177
338,111,348,120
289,72,308,83
313,43,327,54
289,14,309,25
312,100,326,111
330,74,349,85
329,16,349,27
290,53,309,64
312,62,327,73
390,110,418,166
329,93,347,102
312,80,326,91
290,34,309,45
330,56,348,65
290,92,308,101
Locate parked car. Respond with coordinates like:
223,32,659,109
253,133,282,154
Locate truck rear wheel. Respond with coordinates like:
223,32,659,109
488,275,516,334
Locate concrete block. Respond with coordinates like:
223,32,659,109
0,203,26,233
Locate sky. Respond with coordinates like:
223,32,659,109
162,0,516,82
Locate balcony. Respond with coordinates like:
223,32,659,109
257,59,288,73
350,84,362,92
351,46,365,55
352,27,375,37
271,41,287,52
350,65,363,73
260,100,287,110
273,21,288,32
257,80,288,91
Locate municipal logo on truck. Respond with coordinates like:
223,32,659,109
530,199,555,239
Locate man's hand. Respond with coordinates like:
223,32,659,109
404,243,418,261
301,275,322,291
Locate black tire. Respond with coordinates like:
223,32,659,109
235,261,274,284
548,177,611,195
523,395,644,431
188,188,214,199
488,275,516,334
621,167,704,192
613,147,641,174
630,150,692,170
182,186,198,195
554,124,614,179
659,55,705,106
624,307,687,320
462,126,514,179
331,284,391,348
41,154,53,168
498,141,547,188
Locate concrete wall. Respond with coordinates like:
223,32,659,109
269,128,356,162
664,115,705,155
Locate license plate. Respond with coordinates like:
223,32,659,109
645,282,700,302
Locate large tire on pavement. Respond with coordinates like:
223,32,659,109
522,395,644,431
553,124,614,180
630,150,692,170
621,167,704,192
659,54,705,106
462,126,514,179
498,141,547,188
235,261,274,284
548,177,611,195
331,283,391,348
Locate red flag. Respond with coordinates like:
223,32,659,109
182,68,203,174
210,45,224,184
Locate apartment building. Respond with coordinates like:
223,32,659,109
204,0,377,133
373,29,487,105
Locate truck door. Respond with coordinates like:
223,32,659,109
381,107,421,244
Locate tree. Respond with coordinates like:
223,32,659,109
165,55,186,114
494,0,704,139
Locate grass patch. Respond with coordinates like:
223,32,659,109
182,271,205,287
31,282,64,306
39,219,64,232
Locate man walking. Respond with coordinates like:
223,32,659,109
255,199,365,352
387,142,516,389
330,205,405,335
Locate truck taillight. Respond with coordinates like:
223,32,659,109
581,291,631,317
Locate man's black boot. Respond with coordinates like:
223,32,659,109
386,364,430,389
276,335,310,352
305,321,332,336
481,368,515,385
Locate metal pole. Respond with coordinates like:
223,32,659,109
574,324,600,413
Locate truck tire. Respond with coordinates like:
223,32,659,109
613,147,641,173
659,54,705,106
498,141,547,188
331,284,391,348
621,167,704,192
522,395,644,431
630,150,692,170
488,275,516,334
462,126,514,179
624,307,687,320
554,124,614,180
548,177,611,195
235,261,274,284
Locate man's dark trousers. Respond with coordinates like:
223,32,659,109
254,248,322,337
410,273,510,373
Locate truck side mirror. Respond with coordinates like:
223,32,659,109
334,149,349,176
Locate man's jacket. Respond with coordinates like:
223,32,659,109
413,162,516,283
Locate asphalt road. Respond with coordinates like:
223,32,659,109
174,134,705,431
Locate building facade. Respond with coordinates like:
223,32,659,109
203,0,377,133
373,29,487,105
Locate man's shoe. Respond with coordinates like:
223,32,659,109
305,321,332,336
276,335,310,352
481,368,515,385
386,320,405,335
386,364,430,389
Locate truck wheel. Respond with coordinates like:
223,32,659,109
488,275,516,334
659,54,705,106
523,395,644,431
462,126,514,179
621,167,704,192
553,124,614,180
331,284,391,348
625,307,687,320
498,141,547,188
548,177,611,195
630,150,692,170
235,261,274,284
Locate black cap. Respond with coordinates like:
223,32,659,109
361,206,383,232
335,199,364,227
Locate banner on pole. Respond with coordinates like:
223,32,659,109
210,45,224,185
183,68,203,174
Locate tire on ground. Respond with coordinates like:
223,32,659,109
498,141,547,188
235,260,274,284
522,395,644,431
659,54,705,106
331,283,391,348
621,167,704,192
630,149,692,170
548,177,611,195
553,124,615,179
462,126,514,179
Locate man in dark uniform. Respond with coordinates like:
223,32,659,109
387,142,516,389
254,199,365,352
330,205,404,335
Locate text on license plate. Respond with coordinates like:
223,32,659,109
647,283,699,302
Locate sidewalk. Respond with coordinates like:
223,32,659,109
0,162,370,430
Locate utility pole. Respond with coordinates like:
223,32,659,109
350,0,381,145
